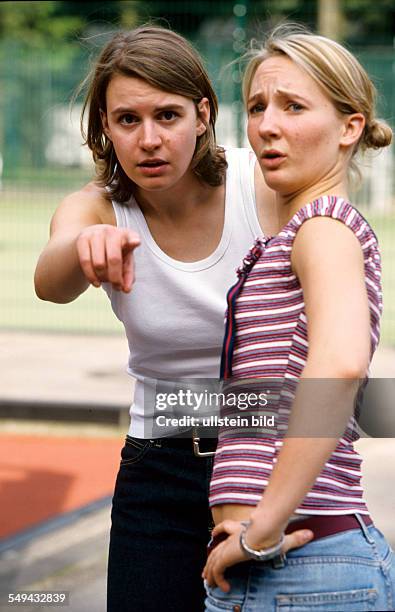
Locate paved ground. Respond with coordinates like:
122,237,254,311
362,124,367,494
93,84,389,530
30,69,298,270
0,332,394,612
0,331,132,407
0,504,110,612
1,330,393,407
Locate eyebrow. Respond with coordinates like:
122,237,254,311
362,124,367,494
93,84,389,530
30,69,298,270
276,87,309,103
247,89,310,105
110,103,186,116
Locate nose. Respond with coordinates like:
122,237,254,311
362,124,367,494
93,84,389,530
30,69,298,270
138,120,162,151
257,105,281,140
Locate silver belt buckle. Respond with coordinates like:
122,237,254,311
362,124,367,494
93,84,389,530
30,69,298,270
192,427,216,457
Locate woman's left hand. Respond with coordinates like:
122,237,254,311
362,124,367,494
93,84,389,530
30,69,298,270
202,520,313,593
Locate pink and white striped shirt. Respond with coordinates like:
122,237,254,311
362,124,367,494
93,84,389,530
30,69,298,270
209,196,382,515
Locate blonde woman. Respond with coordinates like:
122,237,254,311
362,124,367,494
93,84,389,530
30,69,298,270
204,24,395,611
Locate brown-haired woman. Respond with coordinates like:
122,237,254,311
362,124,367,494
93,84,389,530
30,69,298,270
34,25,310,612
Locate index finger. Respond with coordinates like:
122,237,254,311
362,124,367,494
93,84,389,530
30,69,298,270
121,229,140,252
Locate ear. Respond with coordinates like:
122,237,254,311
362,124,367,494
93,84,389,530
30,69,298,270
340,113,365,148
100,108,112,141
196,97,210,136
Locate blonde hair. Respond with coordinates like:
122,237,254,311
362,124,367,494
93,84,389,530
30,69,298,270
243,23,392,174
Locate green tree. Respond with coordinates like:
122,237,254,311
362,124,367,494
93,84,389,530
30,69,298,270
0,1,141,173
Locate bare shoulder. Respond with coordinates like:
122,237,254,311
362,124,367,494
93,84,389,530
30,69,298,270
294,216,361,250
51,182,115,233
292,216,363,276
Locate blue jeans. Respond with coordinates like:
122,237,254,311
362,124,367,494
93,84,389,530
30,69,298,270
205,518,395,611
107,435,214,612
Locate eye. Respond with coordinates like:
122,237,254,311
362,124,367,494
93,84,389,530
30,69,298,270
287,102,304,112
119,113,138,125
248,103,265,115
159,110,178,121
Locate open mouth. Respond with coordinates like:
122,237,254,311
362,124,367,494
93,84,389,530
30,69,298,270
138,160,168,168
263,151,284,160
261,151,286,168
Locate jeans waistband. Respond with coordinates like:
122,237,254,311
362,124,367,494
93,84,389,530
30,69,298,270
207,514,374,562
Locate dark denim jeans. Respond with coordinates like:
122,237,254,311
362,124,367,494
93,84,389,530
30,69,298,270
107,435,215,612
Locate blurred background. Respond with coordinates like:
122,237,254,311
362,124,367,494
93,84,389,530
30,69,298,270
1,0,394,336
0,2,394,611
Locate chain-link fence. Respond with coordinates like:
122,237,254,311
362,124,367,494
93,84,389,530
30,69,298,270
0,2,394,343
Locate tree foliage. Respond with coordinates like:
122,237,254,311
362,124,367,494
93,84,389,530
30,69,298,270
0,1,141,50
0,1,83,49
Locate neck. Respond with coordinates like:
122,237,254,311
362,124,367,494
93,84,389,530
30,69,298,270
135,170,214,220
276,176,349,228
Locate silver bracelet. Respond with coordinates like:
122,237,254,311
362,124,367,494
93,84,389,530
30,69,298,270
239,521,285,562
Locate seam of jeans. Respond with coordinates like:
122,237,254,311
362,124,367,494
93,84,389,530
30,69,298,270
125,435,151,449
283,555,380,567
275,587,377,606
382,545,394,569
243,562,256,608
120,440,152,465
377,548,394,611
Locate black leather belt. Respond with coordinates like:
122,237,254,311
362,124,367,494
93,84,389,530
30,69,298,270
150,427,217,457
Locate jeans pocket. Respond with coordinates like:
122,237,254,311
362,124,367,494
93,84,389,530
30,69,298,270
275,587,378,611
120,436,151,466
204,581,244,611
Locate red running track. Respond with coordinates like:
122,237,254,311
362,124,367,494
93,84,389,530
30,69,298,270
0,433,123,539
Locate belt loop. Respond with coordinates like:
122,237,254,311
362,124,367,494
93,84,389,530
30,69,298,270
355,514,374,544
271,553,286,569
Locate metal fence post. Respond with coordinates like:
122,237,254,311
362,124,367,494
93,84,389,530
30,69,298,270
233,2,248,147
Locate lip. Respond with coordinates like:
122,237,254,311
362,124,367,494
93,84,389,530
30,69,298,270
260,149,286,169
137,158,169,177
138,158,168,166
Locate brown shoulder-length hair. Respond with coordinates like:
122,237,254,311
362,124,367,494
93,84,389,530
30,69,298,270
78,25,227,202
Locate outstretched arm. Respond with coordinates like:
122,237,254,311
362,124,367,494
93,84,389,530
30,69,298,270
34,184,140,303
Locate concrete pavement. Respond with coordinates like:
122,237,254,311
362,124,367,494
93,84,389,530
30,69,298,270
1,330,393,408
0,504,110,612
0,331,394,611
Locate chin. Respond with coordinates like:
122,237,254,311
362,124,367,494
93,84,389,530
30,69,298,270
262,175,284,191
133,178,173,192
262,171,297,194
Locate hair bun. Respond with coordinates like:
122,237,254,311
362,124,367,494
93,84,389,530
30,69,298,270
363,119,392,150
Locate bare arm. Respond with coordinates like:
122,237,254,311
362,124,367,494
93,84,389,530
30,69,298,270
34,184,140,303
248,218,370,528
204,217,371,589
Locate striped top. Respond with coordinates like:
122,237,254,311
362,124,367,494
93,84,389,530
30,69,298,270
209,196,382,515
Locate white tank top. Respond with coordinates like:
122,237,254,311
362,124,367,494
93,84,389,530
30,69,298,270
103,148,262,437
